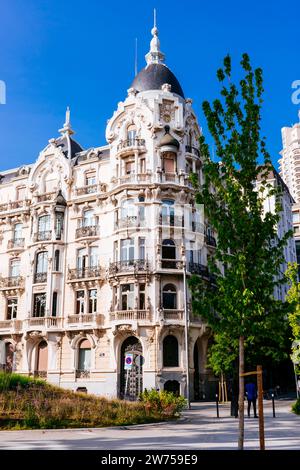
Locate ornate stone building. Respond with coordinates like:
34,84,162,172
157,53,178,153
0,25,215,399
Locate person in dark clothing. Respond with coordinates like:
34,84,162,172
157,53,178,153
245,381,258,418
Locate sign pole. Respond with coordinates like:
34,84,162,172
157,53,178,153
257,365,265,451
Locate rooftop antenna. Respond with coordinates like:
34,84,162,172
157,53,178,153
134,37,138,76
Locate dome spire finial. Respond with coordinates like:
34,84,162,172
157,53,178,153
145,9,165,66
59,106,74,136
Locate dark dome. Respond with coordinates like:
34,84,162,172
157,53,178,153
57,135,83,159
131,63,184,98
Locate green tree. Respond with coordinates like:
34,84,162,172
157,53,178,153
286,262,300,375
190,54,293,450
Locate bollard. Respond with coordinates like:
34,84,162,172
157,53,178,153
216,393,219,418
271,393,276,418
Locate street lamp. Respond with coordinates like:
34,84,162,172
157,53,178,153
182,246,191,409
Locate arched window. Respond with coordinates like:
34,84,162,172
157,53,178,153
54,250,60,271
78,339,91,372
127,124,136,145
162,284,177,309
163,335,179,367
162,239,176,268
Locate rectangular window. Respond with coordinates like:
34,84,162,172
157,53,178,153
16,186,26,201
76,290,85,315
52,292,57,317
55,212,64,240
293,212,300,223
125,161,134,175
139,284,146,310
89,289,97,314
121,284,134,310
77,248,87,271
33,293,46,317
114,240,118,262
7,298,18,320
89,247,98,267
86,173,96,186
140,158,145,173
10,259,20,278
13,223,23,240
139,238,145,260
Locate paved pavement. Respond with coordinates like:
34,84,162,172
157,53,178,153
0,400,299,450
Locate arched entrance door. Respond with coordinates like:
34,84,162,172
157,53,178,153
120,336,143,401
35,341,48,378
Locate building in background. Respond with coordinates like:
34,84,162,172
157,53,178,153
279,116,300,204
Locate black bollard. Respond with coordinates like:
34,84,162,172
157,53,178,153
216,393,219,418
271,393,276,418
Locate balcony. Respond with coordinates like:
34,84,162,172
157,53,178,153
36,192,56,202
109,259,150,275
205,235,217,247
34,231,52,242
0,276,24,289
161,259,182,270
33,371,47,379
163,309,184,321
75,369,90,379
188,262,209,277
111,172,152,188
0,200,29,213
34,272,47,284
67,313,104,328
25,317,63,330
75,225,99,239
75,184,97,196
185,145,200,157
116,216,145,229
68,266,103,281
159,214,184,228
117,138,146,154
0,319,23,333
110,309,150,321
7,238,25,250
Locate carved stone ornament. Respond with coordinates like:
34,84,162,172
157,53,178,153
159,99,175,123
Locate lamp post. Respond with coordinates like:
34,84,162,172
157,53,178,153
182,248,191,409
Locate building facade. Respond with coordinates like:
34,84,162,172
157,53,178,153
0,25,215,399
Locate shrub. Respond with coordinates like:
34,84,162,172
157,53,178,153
139,389,187,416
292,398,300,415
0,372,44,391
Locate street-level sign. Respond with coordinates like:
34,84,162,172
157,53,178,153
124,353,133,370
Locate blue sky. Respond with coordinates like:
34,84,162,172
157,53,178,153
0,0,299,171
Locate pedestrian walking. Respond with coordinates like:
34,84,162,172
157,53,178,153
245,380,258,418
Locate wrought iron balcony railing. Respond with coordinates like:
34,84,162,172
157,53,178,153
0,276,24,289
75,225,99,239
7,238,25,249
205,235,217,247
117,138,145,151
75,369,90,378
188,262,209,277
68,266,102,280
34,272,47,284
34,231,52,242
185,145,200,157
109,259,150,275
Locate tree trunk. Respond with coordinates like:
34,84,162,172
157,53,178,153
238,335,245,450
